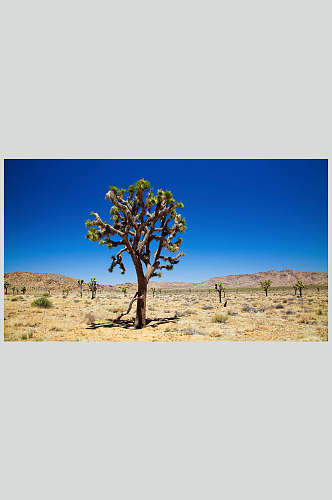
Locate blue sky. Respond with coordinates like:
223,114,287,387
4,159,328,284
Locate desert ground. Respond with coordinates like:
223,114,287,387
3,287,328,342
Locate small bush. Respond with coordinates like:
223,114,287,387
316,309,323,315
275,304,284,309
31,297,53,308
84,312,96,325
212,313,227,323
28,332,33,338
11,297,19,301
21,334,27,340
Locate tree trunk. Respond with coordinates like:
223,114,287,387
218,290,222,303
294,289,297,295
135,279,147,329
299,288,302,297
265,289,268,297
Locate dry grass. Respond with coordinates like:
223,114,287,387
3,289,328,342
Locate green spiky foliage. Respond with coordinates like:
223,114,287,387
295,281,306,297
77,279,84,297
214,282,225,303
21,286,26,295
121,287,127,296
88,278,97,299
260,280,271,297
85,179,186,329
4,282,10,294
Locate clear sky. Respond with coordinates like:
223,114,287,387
4,159,328,284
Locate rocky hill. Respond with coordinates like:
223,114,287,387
4,269,328,293
149,269,328,289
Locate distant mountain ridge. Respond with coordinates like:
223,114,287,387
4,269,328,292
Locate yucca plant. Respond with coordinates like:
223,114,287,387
88,278,97,299
295,281,306,297
260,280,271,297
77,279,84,297
21,286,26,294
4,282,10,294
215,282,225,303
85,179,186,328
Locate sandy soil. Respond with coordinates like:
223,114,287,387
3,289,328,342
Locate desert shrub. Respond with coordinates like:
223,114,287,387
285,310,294,315
316,309,323,315
283,299,288,303
21,334,27,340
182,327,206,335
28,332,33,338
11,297,19,301
202,305,214,310
174,309,192,317
31,297,53,308
212,313,227,323
275,304,284,309
84,312,96,325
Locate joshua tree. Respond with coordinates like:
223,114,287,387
151,287,156,298
121,287,127,297
215,283,225,303
85,179,186,329
88,278,97,299
316,286,320,292
4,282,10,294
21,286,26,295
260,280,271,297
293,284,298,295
77,279,84,297
295,281,306,297
62,288,70,298
11,286,16,295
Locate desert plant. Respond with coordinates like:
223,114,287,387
214,282,225,303
31,296,52,308
85,179,186,328
295,281,306,297
151,287,156,298
212,313,227,323
293,284,298,295
11,297,19,301
62,288,70,298
11,286,16,295
21,286,26,294
88,278,97,299
260,280,271,297
121,286,127,296
4,281,10,294
77,279,84,297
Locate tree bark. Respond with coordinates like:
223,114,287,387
299,288,302,297
135,277,147,328
265,289,268,296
